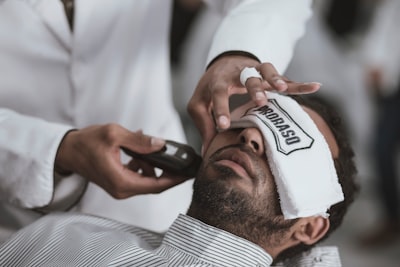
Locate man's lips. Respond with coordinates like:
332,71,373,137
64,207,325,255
214,148,256,179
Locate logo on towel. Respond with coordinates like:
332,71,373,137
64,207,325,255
244,99,314,155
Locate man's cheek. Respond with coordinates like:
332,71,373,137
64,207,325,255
203,139,222,159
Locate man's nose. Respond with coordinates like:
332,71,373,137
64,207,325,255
237,128,265,156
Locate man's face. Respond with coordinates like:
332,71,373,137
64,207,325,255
189,105,339,247
199,126,281,212
199,105,338,208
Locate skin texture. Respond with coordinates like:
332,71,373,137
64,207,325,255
188,105,336,259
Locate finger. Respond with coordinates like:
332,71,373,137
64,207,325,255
124,172,187,195
258,63,288,92
160,169,193,180
127,159,141,172
244,77,268,106
126,158,158,177
285,82,322,95
139,176,188,194
210,84,231,130
121,129,166,154
136,159,157,177
187,99,217,154
103,160,187,198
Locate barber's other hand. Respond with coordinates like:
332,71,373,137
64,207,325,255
55,124,188,199
187,55,321,153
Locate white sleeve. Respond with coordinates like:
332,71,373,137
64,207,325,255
361,0,400,90
0,108,73,208
361,0,396,67
205,0,313,73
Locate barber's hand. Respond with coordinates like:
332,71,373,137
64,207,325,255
55,124,188,199
187,55,321,153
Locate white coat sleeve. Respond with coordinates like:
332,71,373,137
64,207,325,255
0,108,73,208
361,0,395,68
360,0,400,92
205,0,313,73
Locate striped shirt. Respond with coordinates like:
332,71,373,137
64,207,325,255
0,213,341,266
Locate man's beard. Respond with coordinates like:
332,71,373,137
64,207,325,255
187,147,297,248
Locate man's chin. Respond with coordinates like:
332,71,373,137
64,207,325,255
190,169,252,218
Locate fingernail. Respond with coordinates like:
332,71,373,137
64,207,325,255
275,79,286,85
151,137,165,147
218,115,229,128
305,82,323,86
255,91,266,100
274,79,288,91
312,82,322,86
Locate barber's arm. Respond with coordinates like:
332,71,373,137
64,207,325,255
361,0,400,98
0,108,73,208
188,0,321,151
0,108,187,210
54,125,188,200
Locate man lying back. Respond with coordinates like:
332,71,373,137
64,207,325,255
0,92,358,266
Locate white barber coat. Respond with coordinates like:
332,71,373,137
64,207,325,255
0,0,312,241
361,0,400,95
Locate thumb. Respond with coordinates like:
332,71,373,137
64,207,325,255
122,130,166,154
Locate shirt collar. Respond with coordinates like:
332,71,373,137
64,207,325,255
162,214,273,267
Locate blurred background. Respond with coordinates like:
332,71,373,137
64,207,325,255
170,0,400,266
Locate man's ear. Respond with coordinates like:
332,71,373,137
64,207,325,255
293,217,330,245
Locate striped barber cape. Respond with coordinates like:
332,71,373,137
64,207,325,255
0,213,341,266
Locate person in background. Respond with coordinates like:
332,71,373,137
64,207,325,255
359,0,400,246
284,0,380,182
0,94,359,266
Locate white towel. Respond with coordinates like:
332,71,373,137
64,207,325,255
229,92,344,219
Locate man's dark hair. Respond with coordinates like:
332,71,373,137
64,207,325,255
276,95,360,262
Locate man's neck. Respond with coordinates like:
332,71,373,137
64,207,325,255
187,205,285,259
173,214,274,266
